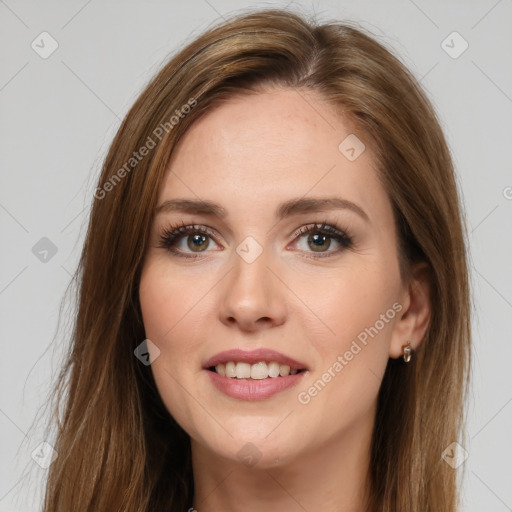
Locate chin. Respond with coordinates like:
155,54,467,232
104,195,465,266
205,430,303,470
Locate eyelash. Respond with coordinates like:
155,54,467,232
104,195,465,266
157,220,354,260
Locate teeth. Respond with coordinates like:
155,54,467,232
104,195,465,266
268,361,280,378
236,362,251,379
216,363,226,377
225,361,236,378
214,361,302,379
279,364,290,377
251,362,268,380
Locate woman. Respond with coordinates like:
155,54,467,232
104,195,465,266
41,8,471,511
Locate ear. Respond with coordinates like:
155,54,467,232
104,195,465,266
389,261,432,359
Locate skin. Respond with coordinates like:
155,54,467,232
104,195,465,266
139,88,431,512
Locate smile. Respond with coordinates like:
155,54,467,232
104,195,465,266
211,361,303,379
203,348,308,400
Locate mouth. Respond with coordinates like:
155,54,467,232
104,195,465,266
203,347,308,378
203,348,308,400
207,361,305,379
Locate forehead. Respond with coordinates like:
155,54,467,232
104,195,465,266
158,88,387,224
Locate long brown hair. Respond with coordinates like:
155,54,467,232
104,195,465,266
38,8,471,511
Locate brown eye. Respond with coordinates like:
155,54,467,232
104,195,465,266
158,223,221,259
307,232,332,252
187,233,210,252
292,222,353,258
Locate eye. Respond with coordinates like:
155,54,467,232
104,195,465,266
157,220,354,260
157,222,221,259
290,222,353,258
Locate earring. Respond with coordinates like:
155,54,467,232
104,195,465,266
402,342,413,363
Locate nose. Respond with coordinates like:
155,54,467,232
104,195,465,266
219,247,287,332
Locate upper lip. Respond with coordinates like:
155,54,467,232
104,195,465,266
203,348,308,371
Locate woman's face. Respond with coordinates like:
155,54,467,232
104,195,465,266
139,88,411,468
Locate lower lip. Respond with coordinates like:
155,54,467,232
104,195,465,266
206,369,306,400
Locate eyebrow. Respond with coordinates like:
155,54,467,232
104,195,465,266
155,196,370,222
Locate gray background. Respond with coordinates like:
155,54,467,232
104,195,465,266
1,1,511,510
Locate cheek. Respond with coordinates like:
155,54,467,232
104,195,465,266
290,260,400,355
139,259,214,349
289,261,401,414
138,262,198,370
138,262,211,435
